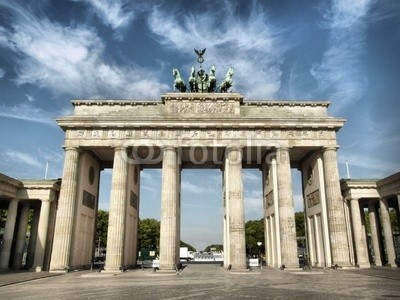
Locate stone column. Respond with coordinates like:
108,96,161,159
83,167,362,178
379,198,396,267
12,204,30,269
368,202,382,266
349,199,370,268
322,147,350,267
313,215,322,267
25,208,40,269
0,199,19,271
276,147,298,268
50,147,80,272
159,147,180,272
224,146,247,271
32,200,51,272
104,147,128,272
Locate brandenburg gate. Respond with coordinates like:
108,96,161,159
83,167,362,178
49,91,353,272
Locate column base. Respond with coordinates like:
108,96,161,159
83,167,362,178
229,267,250,273
49,269,69,274
102,267,124,274
384,263,398,268
156,268,178,274
356,263,371,269
49,265,70,273
30,266,43,272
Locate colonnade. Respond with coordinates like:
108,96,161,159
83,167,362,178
347,197,399,267
49,145,249,272
0,198,56,272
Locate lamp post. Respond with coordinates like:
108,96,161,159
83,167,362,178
257,241,262,269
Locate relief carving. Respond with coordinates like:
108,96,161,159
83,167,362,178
265,191,274,208
306,189,320,208
108,130,118,138
75,130,85,138
169,102,235,114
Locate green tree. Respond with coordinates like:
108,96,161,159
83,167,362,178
180,241,196,252
295,212,305,237
138,218,160,251
96,209,109,247
245,219,264,256
204,244,223,252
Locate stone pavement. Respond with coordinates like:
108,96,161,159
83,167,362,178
0,265,399,299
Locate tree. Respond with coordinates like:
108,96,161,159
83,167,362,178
138,218,160,251
245,219,264,256
295,212,305,237
180,241,196,252
96,209,109,247
204,244,223,252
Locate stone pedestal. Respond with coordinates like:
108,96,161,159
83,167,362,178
104,147,128,272
0,199,19,271
323,147,350,267
349,199,370,268
159,147,180,272
50,147,80,272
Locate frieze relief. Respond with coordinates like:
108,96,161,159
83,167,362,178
265,191,274,208
306,189,320,208
168,101,236,114
70,129,335,141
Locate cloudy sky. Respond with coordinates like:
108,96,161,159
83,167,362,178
0,0,399,250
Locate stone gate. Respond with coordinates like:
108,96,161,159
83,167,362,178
49,92,353,272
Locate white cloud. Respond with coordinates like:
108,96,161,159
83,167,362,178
25,94,35,102
243,170,261,183
0,2,168,99
80,0,135,30
0,68,5,78
147,2,285,99
3,150,42,168
0,103,57,126
311,0,373,112
181,180,203,194
338,150,400,178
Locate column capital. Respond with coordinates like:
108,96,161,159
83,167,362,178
63,146,81,153
275,146,291,152
162,146,178,152
226,145,243,152
323,146,339,152
113,146,127,152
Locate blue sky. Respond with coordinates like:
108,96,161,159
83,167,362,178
0,0,399,250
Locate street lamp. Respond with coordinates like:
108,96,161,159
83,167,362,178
257,242,262,269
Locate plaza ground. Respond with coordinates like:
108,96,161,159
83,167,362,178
0,264,399,299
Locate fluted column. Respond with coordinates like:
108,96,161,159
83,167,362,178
276,147,298,268
368,202,382,266
349,199,370,268
104,147,128,272
50,147,80,272
159,147,180,271
379,198,396,267
224,146,247,270
12,204,30,269
25,208,40,269
322,147,350,267
32,200,51,272
0,199,19,271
